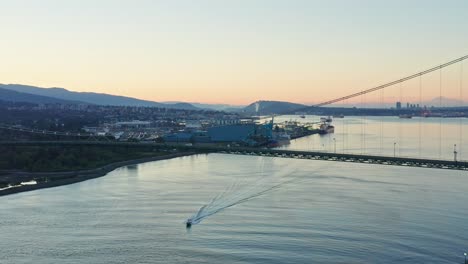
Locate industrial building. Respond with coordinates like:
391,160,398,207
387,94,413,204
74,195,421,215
163,122,273,145
208,123,272,143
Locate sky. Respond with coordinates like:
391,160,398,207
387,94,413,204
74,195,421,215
1,0,467,105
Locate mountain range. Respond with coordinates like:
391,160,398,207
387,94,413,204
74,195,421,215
0,87,80,105
0,83,257,112
0,84,199,110
1,83,465,114
161,101,244,111
242,100,308,115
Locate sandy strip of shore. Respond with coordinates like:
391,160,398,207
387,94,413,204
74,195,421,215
0,152,197,197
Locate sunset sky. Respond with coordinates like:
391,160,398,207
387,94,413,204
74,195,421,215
1,0,467,105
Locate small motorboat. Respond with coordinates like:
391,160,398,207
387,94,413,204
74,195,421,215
186,219,193,228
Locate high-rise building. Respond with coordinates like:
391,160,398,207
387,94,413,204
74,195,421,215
396,102,402,109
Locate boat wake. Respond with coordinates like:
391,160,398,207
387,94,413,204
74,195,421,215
186,163,312,226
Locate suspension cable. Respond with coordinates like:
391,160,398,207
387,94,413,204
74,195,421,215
460,60,464,160
310,55,468,108
419,75,422,157
439,68,442,159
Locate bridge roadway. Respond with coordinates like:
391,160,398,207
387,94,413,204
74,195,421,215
2,141,468,171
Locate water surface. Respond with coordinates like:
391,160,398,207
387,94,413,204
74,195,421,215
1,154,467,263
274,115,468,161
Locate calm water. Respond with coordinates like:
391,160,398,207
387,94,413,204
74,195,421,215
1,117,468,263
275,115,468,161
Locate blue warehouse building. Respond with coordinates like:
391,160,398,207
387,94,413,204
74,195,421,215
164,123,273,145
208,124,256,142
208,123,273,143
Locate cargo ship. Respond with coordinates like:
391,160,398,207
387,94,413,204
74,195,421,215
318,123,334,134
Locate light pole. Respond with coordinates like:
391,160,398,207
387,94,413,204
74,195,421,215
454,144,458,162
333,138,336,153
464,252,467,264
394,142,397,158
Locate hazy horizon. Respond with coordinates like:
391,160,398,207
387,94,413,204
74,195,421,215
1,0,467,104
3,82,468,108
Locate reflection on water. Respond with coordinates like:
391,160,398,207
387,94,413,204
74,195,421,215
1,154,467,263
274,115,468,161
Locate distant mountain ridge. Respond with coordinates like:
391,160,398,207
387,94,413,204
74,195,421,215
242,97,468,115
242,100,308,115
0,87,82,105
162,101,245,111
0,84,199,110
3,83,464,114
426,96,466,107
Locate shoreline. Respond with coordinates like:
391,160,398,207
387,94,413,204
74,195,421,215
0,152,197,197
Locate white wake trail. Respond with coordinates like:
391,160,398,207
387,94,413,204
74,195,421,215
186,161,317,226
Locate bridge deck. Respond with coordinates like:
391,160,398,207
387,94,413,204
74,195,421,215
1,141,467,171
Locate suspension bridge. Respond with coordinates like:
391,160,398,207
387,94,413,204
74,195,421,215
1,55,467,170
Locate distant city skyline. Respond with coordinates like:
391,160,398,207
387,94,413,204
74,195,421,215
1,0,467,104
